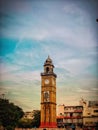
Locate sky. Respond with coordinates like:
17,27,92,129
0,0,98,112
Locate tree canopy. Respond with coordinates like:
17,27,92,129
0,98,24,130
32,110,40,127
18,110,40,128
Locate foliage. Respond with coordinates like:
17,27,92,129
32,110,40,127
18,110,40,128
18,118,33,128
0,98,24,130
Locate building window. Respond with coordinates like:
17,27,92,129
64,107,68,110
87,113,90,115
46,67,49,73
64,112,67,116
94,110,98,112
60,113,62,115
70,113,73,117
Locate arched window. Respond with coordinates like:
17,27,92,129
46,67,49,73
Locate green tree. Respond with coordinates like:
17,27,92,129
18,118,32,128
18,110,40,128
0,98,24,130
32,110,40,127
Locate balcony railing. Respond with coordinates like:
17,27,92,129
57,116,82,119
64,110,83,113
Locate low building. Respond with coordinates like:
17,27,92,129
23,110,35,119
23,110,40,120
57,100,98,128
80,99,98,128
57,104,83,127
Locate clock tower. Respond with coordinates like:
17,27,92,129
40,56,57,128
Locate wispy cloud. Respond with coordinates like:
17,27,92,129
0,0,98,111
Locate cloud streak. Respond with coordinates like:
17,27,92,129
0,0,98,111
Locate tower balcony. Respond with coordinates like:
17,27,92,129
41,72,57,77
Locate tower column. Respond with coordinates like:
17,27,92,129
40,56,57,128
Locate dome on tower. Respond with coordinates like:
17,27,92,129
46,55,52,62
44,56,53,66
41,56,57,78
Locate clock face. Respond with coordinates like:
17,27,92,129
45,79,49,84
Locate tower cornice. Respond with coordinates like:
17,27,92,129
41,72,57,78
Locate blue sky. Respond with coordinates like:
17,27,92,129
0,0,98,111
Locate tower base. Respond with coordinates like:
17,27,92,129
40,122,57,128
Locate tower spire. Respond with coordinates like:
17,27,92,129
48,55,49,58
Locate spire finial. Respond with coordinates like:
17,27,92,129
47,55,52,62
48,55,50,59
44,55,53,65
